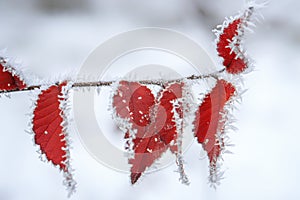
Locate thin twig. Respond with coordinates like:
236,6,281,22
0,68,225,94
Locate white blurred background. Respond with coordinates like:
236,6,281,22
0,0,299,199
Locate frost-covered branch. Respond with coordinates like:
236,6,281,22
0,68,225,94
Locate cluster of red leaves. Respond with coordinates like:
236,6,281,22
113,81,184,184
113,79,236,184
0,4,256,196
112,7,253,184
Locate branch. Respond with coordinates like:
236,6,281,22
0,68,225,94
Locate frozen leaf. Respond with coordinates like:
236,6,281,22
113,81,155,128
193,79,235,183
215,7,254,74
0,58,27,91
32,82,76,196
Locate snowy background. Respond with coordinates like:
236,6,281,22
0,0,299,199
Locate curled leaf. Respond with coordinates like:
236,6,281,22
215,7,254,74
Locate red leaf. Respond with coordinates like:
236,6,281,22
193,79,235,180
155,83,184,153
216,8,254,74
113,81,155,150
113,81,157,183
32,82,75,195
0,60,27,91
113,81,184,184
113,81,155,128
